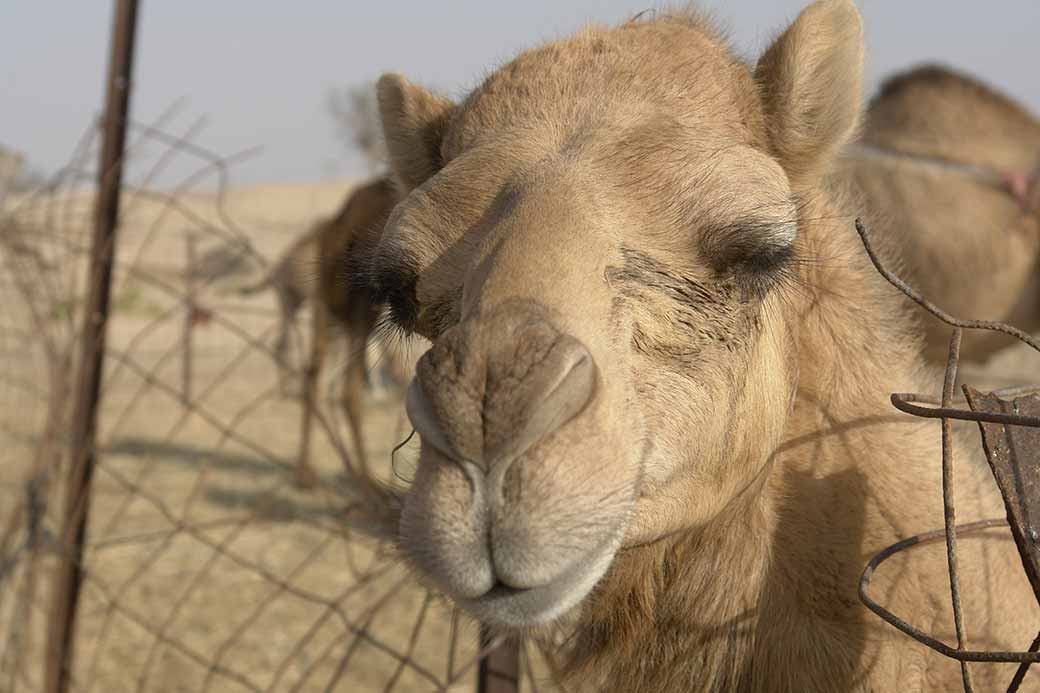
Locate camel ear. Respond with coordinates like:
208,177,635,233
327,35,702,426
377,73,456,193
754,0,864,184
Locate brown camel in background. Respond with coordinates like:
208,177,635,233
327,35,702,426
847,64,1040,363
294,175,403,487
240,177,404,486
237,222,323,395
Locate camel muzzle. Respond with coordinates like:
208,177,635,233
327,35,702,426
402,302,602,594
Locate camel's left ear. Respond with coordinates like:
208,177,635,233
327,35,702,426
754,0,864,184
377,73,456,194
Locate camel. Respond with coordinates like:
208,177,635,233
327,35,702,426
352,2,1040,690
847,64,1040,364
296,175,409,486
238,183,410,396
237,220,324,394
239,177,405,485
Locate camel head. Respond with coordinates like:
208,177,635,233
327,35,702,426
367,0,864,628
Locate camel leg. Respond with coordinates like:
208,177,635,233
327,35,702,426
274,320,290,397
296,305,328,488
340,306,378,479
274,288,300,398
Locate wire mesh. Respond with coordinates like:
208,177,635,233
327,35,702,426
855,219,1040,693
0,106,555,692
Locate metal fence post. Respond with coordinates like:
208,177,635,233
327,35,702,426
43,2,140,691
477,625,520,693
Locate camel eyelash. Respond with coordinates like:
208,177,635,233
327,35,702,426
354,250,421,334
379,271,420,334
696,219,798,297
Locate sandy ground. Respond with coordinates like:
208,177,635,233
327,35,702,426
0,181,554,693
2,176,1039,693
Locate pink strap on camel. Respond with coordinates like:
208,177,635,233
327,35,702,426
849,142,1040,215
1001,167,1040,212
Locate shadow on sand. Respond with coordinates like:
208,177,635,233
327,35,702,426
103,436,359,524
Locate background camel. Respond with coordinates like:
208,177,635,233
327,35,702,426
295,175,409,486
345,1,1040,689
238,183,410,388
237,219,324,393
847,64,1040,363
240,177,408,486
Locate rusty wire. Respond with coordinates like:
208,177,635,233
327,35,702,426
855,218,1040,693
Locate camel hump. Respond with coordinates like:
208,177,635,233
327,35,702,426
868,64,1040,144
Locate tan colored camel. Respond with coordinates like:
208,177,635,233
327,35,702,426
237,222,323,393
292,176,403,486
238,181,409,397
847,64,1040,363
356,2,1039,690
238,177,403,485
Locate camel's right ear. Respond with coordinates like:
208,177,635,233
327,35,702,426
377,74,456,193
754,0,864,185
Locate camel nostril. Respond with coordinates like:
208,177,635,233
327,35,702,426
408,310,598,472
404,380,457,461
482,337,596,470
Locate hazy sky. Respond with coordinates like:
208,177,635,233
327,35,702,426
4,1,1039,187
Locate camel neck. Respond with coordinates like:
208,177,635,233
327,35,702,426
557,467,884,691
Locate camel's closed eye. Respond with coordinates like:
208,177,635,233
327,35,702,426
364,252,420,333
698,217,798,294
